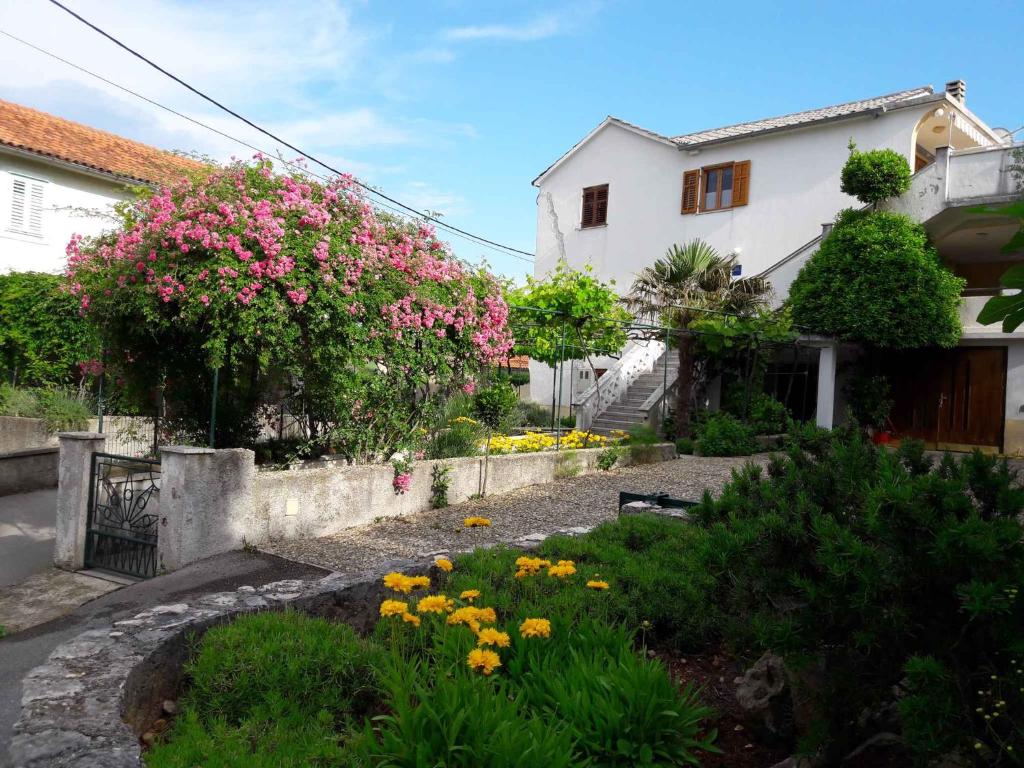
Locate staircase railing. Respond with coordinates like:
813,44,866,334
638,372,679,431
573,340,666,431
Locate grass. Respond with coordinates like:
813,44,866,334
147,515,720,767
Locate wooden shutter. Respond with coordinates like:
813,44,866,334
9,177,44,235
9,178,26,232
731,160,751,207
581,184,608,227
681,170,700,214
593,184,608,225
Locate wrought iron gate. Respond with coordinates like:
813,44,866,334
85,453,160,578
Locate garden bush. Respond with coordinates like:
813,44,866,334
694,426,1024,762
675,437,694,455
695,412,757,456
744,392,789,434
152,517,720,767
840,142,912,204
0,385,91,432
68,157,512,454
789,208,964,349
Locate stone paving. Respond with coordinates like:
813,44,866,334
263,455,768,575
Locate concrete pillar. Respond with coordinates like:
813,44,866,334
158,446,257,573
54,432,106,570
815,343,838,429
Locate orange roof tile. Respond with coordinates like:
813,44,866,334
500,355,530,370
0,99,205,186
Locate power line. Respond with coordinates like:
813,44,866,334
0,28,457,241
37,0,536,263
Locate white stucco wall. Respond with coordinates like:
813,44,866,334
0,152,131,274
534,105,932,292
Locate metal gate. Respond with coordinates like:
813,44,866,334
85,452,161,578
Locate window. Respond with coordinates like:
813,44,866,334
681,160,750,214
8,175,45,237
581,184,608,228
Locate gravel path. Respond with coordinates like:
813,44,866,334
263,455,768,575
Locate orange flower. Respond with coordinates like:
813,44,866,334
401,612,421,627
476,628,511,648
519,618,551,638
460,589,480,602
435,558,453,572
467,648,502,675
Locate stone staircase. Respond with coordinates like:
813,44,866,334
590,352,679,434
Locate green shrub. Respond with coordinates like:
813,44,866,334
790,208,964,349
844,373,893,430
745,392,789,434
513,401,553,428
597,445,622,470
181,611,382,726
473,382,519,431
695,427,1024,761
35,389,92,432
507,369,530,388
840,142,912,204
696,412,757,456
675,437,694,455
559,413,576,429
429,462,451,508
0,384,40,418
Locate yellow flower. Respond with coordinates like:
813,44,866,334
548,560,577,578
519,618,552,638
451,416,479,426
383,572,431,594
476,607,497,624
380,599,409,617
586,580,610,590
447,606,497,628
476,628,511,648
464,516,491,528
514,556,551,578
460,589,480,602
467,648,502,676
435,558,453,572
401,612,421,627
416,594,453,614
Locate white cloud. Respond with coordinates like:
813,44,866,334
397,180,469,218
443,14,563,42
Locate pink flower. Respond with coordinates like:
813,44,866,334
462,380,476,395
393,472,412,494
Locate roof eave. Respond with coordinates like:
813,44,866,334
532,116,676,187
0,141,158,187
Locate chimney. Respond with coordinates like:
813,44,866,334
945,79,966,103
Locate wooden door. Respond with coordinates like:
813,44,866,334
886,347,1005,450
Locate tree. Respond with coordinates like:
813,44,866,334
840,141,912,205
626,240,770,436
507,260,629,425
67,157,513,457
0,271,98,387
789,208,964,348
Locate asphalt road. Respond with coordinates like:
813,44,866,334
0,489,57,587
0,550,327,767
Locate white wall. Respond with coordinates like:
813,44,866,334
534,105,931,292
0,152,131,274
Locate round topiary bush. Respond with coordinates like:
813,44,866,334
840,142,912,205
789,209,964,349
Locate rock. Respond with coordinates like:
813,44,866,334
929,751,974,768
620,501,662,515
842,732,904,764
235,585,256,594
141,731,157,746
770,757,820,768
735,651,792,742
149,603,189,615
151,718,168,732
162,700,178,716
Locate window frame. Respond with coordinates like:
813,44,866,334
6,172,47,238
699,162,735,212
580,183,609,229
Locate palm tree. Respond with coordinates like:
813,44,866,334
626,240,770,436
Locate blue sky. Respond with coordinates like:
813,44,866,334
1,0,1021,281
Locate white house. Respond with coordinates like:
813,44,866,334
0,99,200,274
531,81,1024,453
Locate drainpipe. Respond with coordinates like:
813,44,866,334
935,145,950,204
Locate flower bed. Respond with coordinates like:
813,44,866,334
145,515,720,766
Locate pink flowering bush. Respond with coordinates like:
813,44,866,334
68,156,513,457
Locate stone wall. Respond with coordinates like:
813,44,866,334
0,416,53,453
55,432,675,574
0,446,59,495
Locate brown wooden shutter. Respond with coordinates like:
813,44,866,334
581,188,595,227
731,160,751,207
594,185,608,225
681,170,700,214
